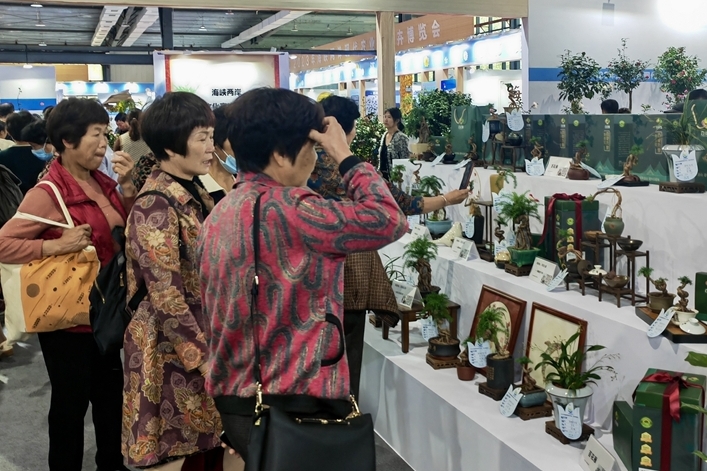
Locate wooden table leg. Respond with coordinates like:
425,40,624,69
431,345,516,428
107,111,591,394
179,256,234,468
450,307,459,340
383,324,389,340
401,314,410,353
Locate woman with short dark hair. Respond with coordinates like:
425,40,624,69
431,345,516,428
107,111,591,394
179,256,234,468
198,105,237,204
113,109,150,162
122,92,239,470
378,106,410,179
197,88,407,461
0,97,135,471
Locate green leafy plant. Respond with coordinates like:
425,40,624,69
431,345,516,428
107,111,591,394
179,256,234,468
383,254,406,282
604,39,649,112
403,237,438,293
389,164,407,190
404,89,473,138
661,103,707,146
496,191,541,226
654,46,707,108
351,114,385,166
475,305,511,359
492,165,518,189
419,292,452,342
675,276,693,311
534,330,614,390
638,267,669,297
557,50,606,114
417,175,447,221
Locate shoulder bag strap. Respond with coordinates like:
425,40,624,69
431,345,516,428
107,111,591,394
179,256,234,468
251,193,264,385
14,180,75,229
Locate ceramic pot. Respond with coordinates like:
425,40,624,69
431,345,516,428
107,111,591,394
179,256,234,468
567,167,589,180
486,354,514,391
603,217,624,237
617,237,643,252
648,293,676,313
662,145,705,183
508,247,541,267
518,387,547,408
506,132,523,147
676,309,699,324
426,219,453,235
420,286,441,299
545,383,593,430
428,336,460,358
457,364,476,381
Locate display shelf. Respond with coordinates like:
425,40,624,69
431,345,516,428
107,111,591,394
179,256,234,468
635,307,707,344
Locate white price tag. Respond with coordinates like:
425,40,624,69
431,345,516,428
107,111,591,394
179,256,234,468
558,402,583,440
529,257,559,285
507,110,524,132
546,269,569,292
506,229,517,248
464,217,475,239
499,385,524,417
580,162,602,179
454,159,471,170
419,316,439,341
430,153,445,167
579,435,616,471
672,149,698,181
525,158,545,176
468,340,492,368
482,121,490,142
546,156,572,178
407,215,421,228
597,175,625,189
492,191,511,214
411,225,431,241
647,308,674,338
391,280,420,309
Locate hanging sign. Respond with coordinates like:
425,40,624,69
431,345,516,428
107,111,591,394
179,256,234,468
506,109,524,132
525,158,545,176
468,340,492,368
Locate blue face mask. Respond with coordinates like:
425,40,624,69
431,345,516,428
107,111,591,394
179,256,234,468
32,148,54,161
219,154,238,174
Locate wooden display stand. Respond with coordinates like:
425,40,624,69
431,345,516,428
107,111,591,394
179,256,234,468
382,300,460,353
516,403,553,421
426,353,461,370
545,420,594,444
500,145,525,172
478,382,506,401
635,306,707,344
505,263,532,277
659,181,706,194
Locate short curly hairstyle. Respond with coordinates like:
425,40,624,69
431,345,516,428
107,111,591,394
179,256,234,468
46,98,109,153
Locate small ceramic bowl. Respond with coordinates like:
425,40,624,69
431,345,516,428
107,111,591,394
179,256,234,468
604,275,629,289
617,237,643,252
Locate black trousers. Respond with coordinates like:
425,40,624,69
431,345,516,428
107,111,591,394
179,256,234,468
37,331,125,471
343,310,367,399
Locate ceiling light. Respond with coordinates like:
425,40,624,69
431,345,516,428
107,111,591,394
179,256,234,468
346,27,353,36
23,63,32,69
199,16,206,31
38,41,46,46
30,3,42,7
290,54,297,59
225,10,234,15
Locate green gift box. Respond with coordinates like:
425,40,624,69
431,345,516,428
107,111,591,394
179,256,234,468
613,401,634,471
539,197,600,264
696,272,707,314
632,369,705,471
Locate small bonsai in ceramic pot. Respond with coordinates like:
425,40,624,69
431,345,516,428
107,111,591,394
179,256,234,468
457,337,477,381
534,330,615,431
517,356,547,408
390,164,407,191
674,276,697,324
418,175,452,235
420,292,459,359
638,266,676,313
592,188,624,238
568,140,590,180
403,237,439,297
496,191,542,267
476,305,513,391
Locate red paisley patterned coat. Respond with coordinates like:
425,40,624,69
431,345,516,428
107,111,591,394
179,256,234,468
197,160,407,401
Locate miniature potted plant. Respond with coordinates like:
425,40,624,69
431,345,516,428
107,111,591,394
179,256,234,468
496,191,542,267
638,267,676,313
475,305,514,391
403,237,439,297
419,292,459,359
383,254,406,283
491,165,517,193
622,145,643,182
534,330,615,430
592,188,624,237
674,276,697,323
390,164,407,191
517,356,547,408
442,132,456,163
662,105,706,183
418,175,452,235
457,336,477,381
567,140,590,180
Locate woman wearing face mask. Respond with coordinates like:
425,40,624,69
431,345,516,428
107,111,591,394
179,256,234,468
199,106,237,204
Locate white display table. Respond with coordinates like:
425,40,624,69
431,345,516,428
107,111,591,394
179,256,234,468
394,159,706,301
361,234,707,471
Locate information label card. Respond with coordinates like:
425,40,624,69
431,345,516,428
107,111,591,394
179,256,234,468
529,257,559,286
579,435,616,471
558,403,582,440
499,385,524,417
545,156,572,178
647,308,675,338
411,224,431,241
451,237,479,261
391,280,421,309
468,340,492,368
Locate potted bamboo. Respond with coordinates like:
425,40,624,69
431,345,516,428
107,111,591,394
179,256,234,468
592,188,624,238
418,175,452,235
534,330,614,431
638,267,676,313
518,356,547,408
419,292,460,359
496,191,542,267
403,237,439,297
457,336,477,381
475,305,514,391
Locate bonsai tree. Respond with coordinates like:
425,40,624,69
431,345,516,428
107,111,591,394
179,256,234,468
572,140,589,169
604,39,649,112
675,276,693,312
418,175,447,221
534,330,614,391
350,114,385,166
389,164,407,190
654,46,707,108
505,83,523,111
638,267,669,297
530,137,545,161
557,50,606,114
419,292,453,343
404,89,473,139
403,237,438,294
492,165,518,191
519,356,538,392
496,191,541,251
622,145,643,180
475,305,511,359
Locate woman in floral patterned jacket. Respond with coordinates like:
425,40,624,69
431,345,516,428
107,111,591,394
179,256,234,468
197,88,408,461
123,92,242,471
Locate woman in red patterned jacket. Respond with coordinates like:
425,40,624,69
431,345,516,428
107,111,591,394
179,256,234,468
196,88,407,461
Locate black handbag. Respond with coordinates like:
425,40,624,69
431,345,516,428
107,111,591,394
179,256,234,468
244,192,376,471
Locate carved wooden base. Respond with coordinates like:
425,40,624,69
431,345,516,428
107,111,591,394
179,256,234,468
516,403,553,421
505,263,532,277
544,420,594,444
478,382,506,401
426,353,461,370
659,181,706,194
368,314,382,328
478,247,495,262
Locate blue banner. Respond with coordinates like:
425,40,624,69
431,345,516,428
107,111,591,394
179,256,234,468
0,98,56,111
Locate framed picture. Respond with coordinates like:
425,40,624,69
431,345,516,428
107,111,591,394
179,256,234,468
525,303,587,388
467,285,527,376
